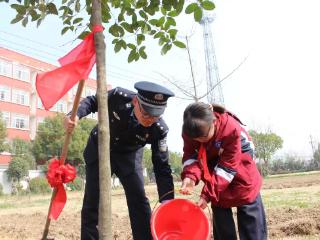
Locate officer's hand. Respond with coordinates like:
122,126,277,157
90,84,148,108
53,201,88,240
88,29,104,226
64,115,79,134
179,177,195,195
197,197,208,209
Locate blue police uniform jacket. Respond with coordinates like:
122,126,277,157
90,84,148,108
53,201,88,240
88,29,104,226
76,87,174,200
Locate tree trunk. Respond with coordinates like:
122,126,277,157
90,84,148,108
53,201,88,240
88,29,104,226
91,1,112,239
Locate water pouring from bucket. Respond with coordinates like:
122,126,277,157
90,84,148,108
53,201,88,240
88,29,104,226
150,198,210,240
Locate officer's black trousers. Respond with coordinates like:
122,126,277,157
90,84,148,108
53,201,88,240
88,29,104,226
212,194,267,240
81,148,152,240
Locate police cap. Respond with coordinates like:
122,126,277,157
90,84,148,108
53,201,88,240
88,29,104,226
134,81,174,117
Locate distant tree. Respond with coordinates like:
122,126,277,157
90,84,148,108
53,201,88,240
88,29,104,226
32,113,95,164
249,130,283,176
9,138,36,169
6,156,29,185
68,118,97,165
313,143,320,169
0,113,7,152
143,147,182,181
169,151,182,179
142,148,153,181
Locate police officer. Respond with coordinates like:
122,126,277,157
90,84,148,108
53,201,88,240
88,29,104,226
64,81,175,240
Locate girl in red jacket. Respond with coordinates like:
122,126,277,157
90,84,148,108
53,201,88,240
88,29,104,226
180,102,267,240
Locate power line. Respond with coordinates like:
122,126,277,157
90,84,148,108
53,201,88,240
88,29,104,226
0,30,66,54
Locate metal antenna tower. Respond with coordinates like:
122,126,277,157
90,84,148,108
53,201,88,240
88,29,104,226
200,14,224,105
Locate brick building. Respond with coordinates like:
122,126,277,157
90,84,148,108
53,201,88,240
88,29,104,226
0,47,101,166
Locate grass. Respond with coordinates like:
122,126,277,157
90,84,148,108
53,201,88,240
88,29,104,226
262,185,320,209
266,170,320,179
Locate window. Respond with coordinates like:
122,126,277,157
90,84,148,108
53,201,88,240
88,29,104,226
1,111,10,127
0,85,11,102
12,89,29,106
11,114,29,129
13,64,30,82
0,59,12,77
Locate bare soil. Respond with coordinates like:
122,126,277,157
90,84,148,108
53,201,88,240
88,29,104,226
0,172,319,240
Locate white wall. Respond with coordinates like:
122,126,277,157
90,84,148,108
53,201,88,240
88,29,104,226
0,169,44,194
0,169,12,194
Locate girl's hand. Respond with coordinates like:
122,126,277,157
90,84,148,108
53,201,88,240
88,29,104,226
179,177,195,195
197,197,208,209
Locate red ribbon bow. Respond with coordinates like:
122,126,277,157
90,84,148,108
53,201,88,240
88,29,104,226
46,159,76,220
198,144,211,182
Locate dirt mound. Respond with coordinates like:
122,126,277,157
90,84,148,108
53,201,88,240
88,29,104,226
267,206,320,238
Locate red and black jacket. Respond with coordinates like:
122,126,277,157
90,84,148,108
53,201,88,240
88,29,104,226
181,111,262,208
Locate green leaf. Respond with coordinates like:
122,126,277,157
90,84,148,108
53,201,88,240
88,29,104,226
161,43,172,55
168,29,177,39
38,3,46,12
127,43,136,49
139,10,148,20
114,42,122,53
22,16,28,27
185,3,198,14
61,26,70,35
23,0,30,7
160,7,166,16
10,14,24,24
139,46,147,59
148,19,158,26
168,10,178,17
75,0,81,12
121,22,133,33
134,53,140,61
173,40,186,48
128,49,136,63
30,11,40,22
119,40,127,49
154,31,163,39
47,3,58,15
116,25,125,37
201,1,215,10
118,13,125,22
175,0,184,15
137,34,145,45
36,18,43,27
112,39,119,44
194,7,203,22
109,24,119,37
73,17,83,24
158,16,165,27
11,4,26,15
164,17,176,30
78,31,90,40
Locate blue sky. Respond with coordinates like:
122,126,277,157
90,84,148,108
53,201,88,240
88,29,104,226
1,0,320,159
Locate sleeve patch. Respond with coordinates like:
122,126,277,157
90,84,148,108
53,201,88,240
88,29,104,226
158,137,168,152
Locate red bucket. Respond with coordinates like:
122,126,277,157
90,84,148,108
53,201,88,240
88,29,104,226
151,199,210,240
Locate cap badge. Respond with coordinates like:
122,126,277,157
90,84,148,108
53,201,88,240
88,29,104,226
154,94,164,101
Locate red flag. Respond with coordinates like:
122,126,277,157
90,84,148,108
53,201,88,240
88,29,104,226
36,25,104,110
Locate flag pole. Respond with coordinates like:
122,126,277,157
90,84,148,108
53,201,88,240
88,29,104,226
42,79,86,240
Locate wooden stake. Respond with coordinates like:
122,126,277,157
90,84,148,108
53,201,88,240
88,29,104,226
41,79,85,240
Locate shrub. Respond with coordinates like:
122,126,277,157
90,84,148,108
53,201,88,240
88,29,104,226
66,177,83,191
29,177,51,194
